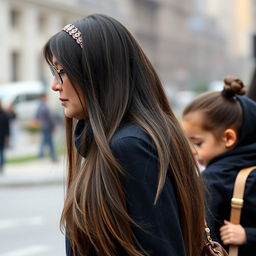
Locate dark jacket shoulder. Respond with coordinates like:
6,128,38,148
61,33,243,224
109,123,186,256
110,123,158,182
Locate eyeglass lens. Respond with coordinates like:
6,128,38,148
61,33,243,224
50,66,63,84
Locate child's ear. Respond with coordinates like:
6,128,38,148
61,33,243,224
222,128,237,148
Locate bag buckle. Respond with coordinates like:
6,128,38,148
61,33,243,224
231,198,243,209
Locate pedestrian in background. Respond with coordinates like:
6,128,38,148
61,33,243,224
43,14,205,256
6,102,17,148
0,100,10,173
182,77,256,255
35,94,57,162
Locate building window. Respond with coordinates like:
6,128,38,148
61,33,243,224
38,13,47,32
11,51,20,81
10,8,20,28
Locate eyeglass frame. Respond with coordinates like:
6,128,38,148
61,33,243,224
49,65,65,85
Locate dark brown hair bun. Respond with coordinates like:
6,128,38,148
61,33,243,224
222,76,246,98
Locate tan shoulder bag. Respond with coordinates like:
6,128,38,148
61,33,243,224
229,166,256,256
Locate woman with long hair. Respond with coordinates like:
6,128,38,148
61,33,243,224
43,14,205,256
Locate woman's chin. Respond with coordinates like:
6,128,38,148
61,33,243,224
64,110,85,120
64,109,75,119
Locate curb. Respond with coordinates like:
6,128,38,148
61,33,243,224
0,158,66,188
0,176,64,188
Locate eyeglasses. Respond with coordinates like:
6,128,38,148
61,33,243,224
49,65,65,85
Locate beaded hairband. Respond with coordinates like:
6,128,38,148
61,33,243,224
62,24,83,48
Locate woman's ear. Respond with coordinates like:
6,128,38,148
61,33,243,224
222,129,237,148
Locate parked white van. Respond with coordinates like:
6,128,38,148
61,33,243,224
0,80,45,122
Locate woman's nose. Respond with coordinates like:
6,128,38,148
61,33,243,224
50,78,62,91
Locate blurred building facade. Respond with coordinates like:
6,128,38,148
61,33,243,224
0,0,255,90
201,0,254,83
0,0,87,84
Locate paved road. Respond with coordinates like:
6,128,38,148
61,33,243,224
0,184,65,256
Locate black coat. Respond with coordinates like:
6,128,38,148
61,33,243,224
203,96,256,256
0,110,10,147
66,122,186,256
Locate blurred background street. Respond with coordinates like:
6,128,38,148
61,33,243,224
0,120,65,256
1,0,256,255
0,184,64,256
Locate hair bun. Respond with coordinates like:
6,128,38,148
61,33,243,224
222,76,246,98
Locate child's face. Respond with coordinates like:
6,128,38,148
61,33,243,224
182,112,228,167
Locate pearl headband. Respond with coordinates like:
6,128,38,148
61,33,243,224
62,24,83,48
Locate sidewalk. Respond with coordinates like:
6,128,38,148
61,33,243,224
0,157,66,187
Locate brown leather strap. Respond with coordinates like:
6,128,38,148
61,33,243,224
229,166,256,256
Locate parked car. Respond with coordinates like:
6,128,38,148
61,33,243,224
0,81,45,123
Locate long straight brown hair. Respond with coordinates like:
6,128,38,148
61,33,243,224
44,14,205,256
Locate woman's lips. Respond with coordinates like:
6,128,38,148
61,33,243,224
59,98,68,106
59,97,68,101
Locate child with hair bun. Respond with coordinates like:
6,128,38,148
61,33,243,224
182,76,256,255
